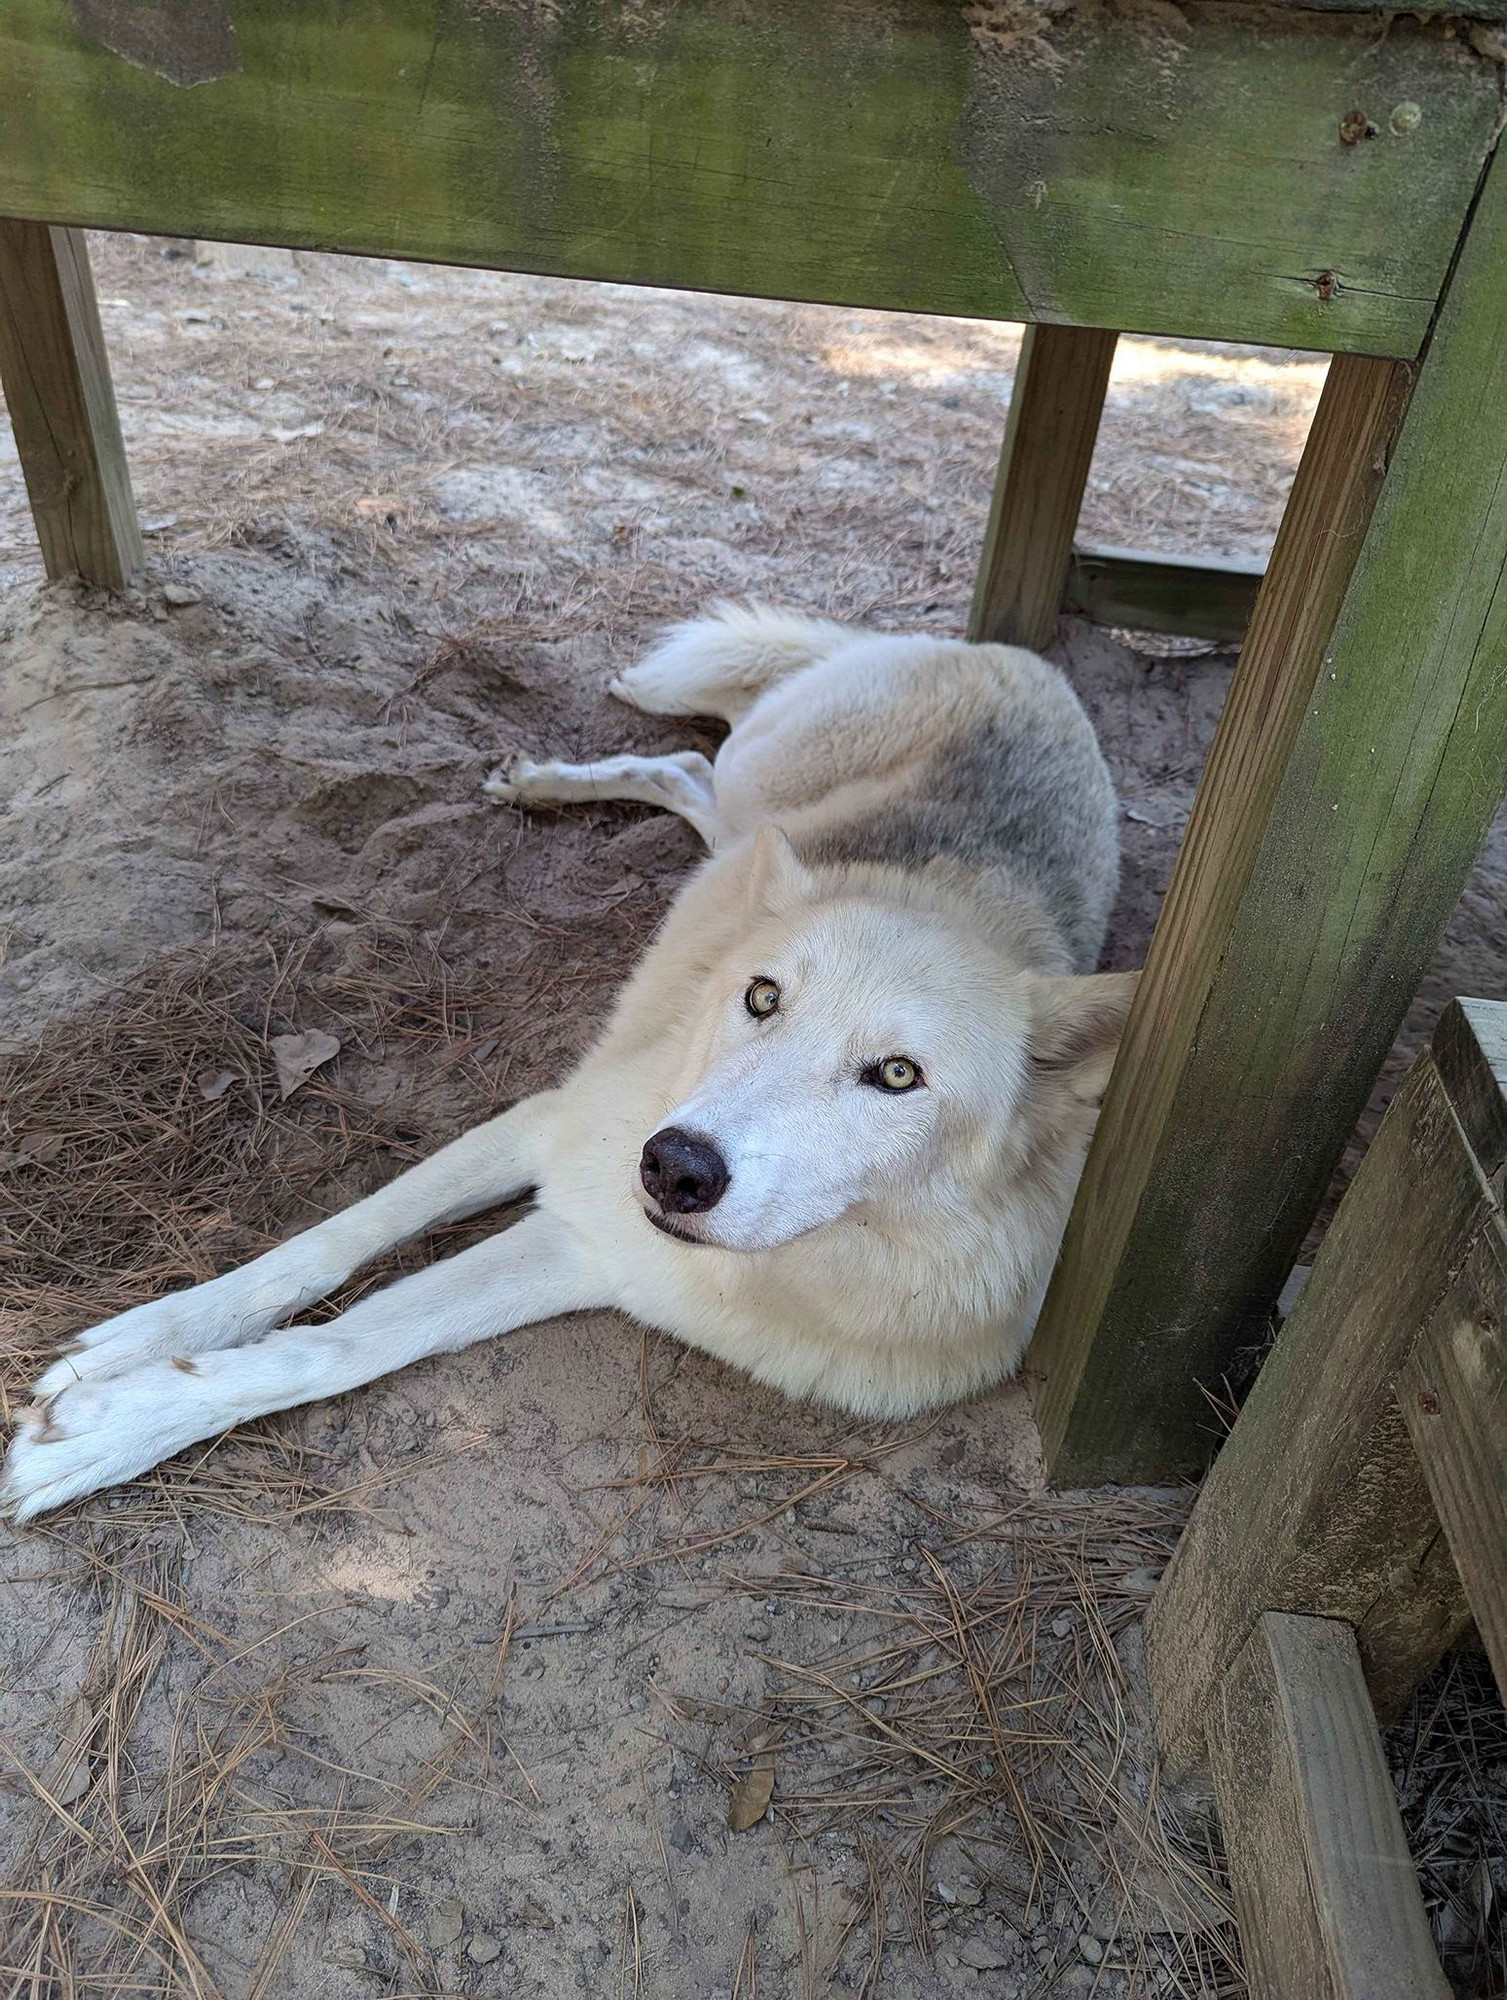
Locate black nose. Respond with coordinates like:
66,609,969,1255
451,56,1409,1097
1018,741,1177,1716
640,1126,730,1214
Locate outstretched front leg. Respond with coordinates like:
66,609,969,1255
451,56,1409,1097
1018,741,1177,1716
3,1210,597,1521
485,751,717,849
26,1092,560,1404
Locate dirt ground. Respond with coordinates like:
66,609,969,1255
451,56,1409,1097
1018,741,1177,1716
0,237,1502,1998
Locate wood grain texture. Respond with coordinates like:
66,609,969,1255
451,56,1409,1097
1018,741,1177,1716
1212,1613,1451,2000
1063,545,1263,645
1400,1216,1507,1694
1254,0,1507,10
0,218,141,587
969,326,1117,651
1028,350,1411,1477
1431,995,1507,1182
0,1,1500,354
1029,143,1507,1483
1144,1024,1498,1775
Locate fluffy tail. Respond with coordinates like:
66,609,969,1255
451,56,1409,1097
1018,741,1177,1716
611,599,857,722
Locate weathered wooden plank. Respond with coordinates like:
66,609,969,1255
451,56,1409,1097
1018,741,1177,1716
1027,350,1411,1474
970,326,1117,651
1028,142,1507,1484
1248,0,1507,11
1431,995,1507,1184
0,218,141,587
1400,1216,1507,1694
1063,545,1262,645
0,2,1499,356
1212,1612,1451,2000
1144,1001,1505,1776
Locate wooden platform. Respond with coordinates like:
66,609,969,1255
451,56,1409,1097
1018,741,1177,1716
1146,998,1506,1998
3,1,1502,355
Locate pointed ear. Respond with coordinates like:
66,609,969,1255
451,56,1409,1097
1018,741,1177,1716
1026,970,1140,1106
744,822,813,913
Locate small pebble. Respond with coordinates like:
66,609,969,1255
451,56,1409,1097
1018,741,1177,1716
1079,1935,1103,1964
162,583,201,607
958,1937,1011,1970
467,1932,502,1964
428,1900,463,1948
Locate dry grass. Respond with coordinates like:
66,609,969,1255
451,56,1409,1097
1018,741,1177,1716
1,1523,522,1998
550,1353,1238,1995
0,928,524,1994
2,239,1324,628
645,1493,1242,1998
0,923,512,1423
1389,1650,1507,2000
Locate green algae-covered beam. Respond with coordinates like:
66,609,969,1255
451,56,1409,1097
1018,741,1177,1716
0,0,1501,356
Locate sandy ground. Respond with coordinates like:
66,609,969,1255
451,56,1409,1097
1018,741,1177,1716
0,237,1503,1997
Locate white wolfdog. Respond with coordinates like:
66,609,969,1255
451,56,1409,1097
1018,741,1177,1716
3,604,1134,1521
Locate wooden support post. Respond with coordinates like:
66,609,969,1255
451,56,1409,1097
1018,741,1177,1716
1211,1613,1451,2000
1145,998,1504,1775
0,219,142,588
1400,1216,1507,1693
969,325,1118,651
1028,145,1507,1483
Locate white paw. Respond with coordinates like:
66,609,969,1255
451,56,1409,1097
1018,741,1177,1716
33,1295,197,1400
2,1366,203,1521
30,1276,259,1402
482,756,545,805
607,670,690,716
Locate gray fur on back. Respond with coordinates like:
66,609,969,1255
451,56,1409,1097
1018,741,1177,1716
795,697,1118,974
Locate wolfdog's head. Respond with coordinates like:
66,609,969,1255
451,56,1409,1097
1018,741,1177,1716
635,828,1136,1253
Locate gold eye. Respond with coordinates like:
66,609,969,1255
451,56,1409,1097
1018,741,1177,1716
876,1056,920,1092
745,978,781,1019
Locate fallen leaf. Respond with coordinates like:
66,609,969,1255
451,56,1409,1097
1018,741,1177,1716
1087,1853,1231,1939
269,1029,341,1100
958,1937,1012,1971
43,1695,98,1807
308,887,360,915
197,1068,237,1102
355,494,403,518
661,1692,734,1724
53,1758,93,1806
728,1752,775,1832
0,1131,66,1170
